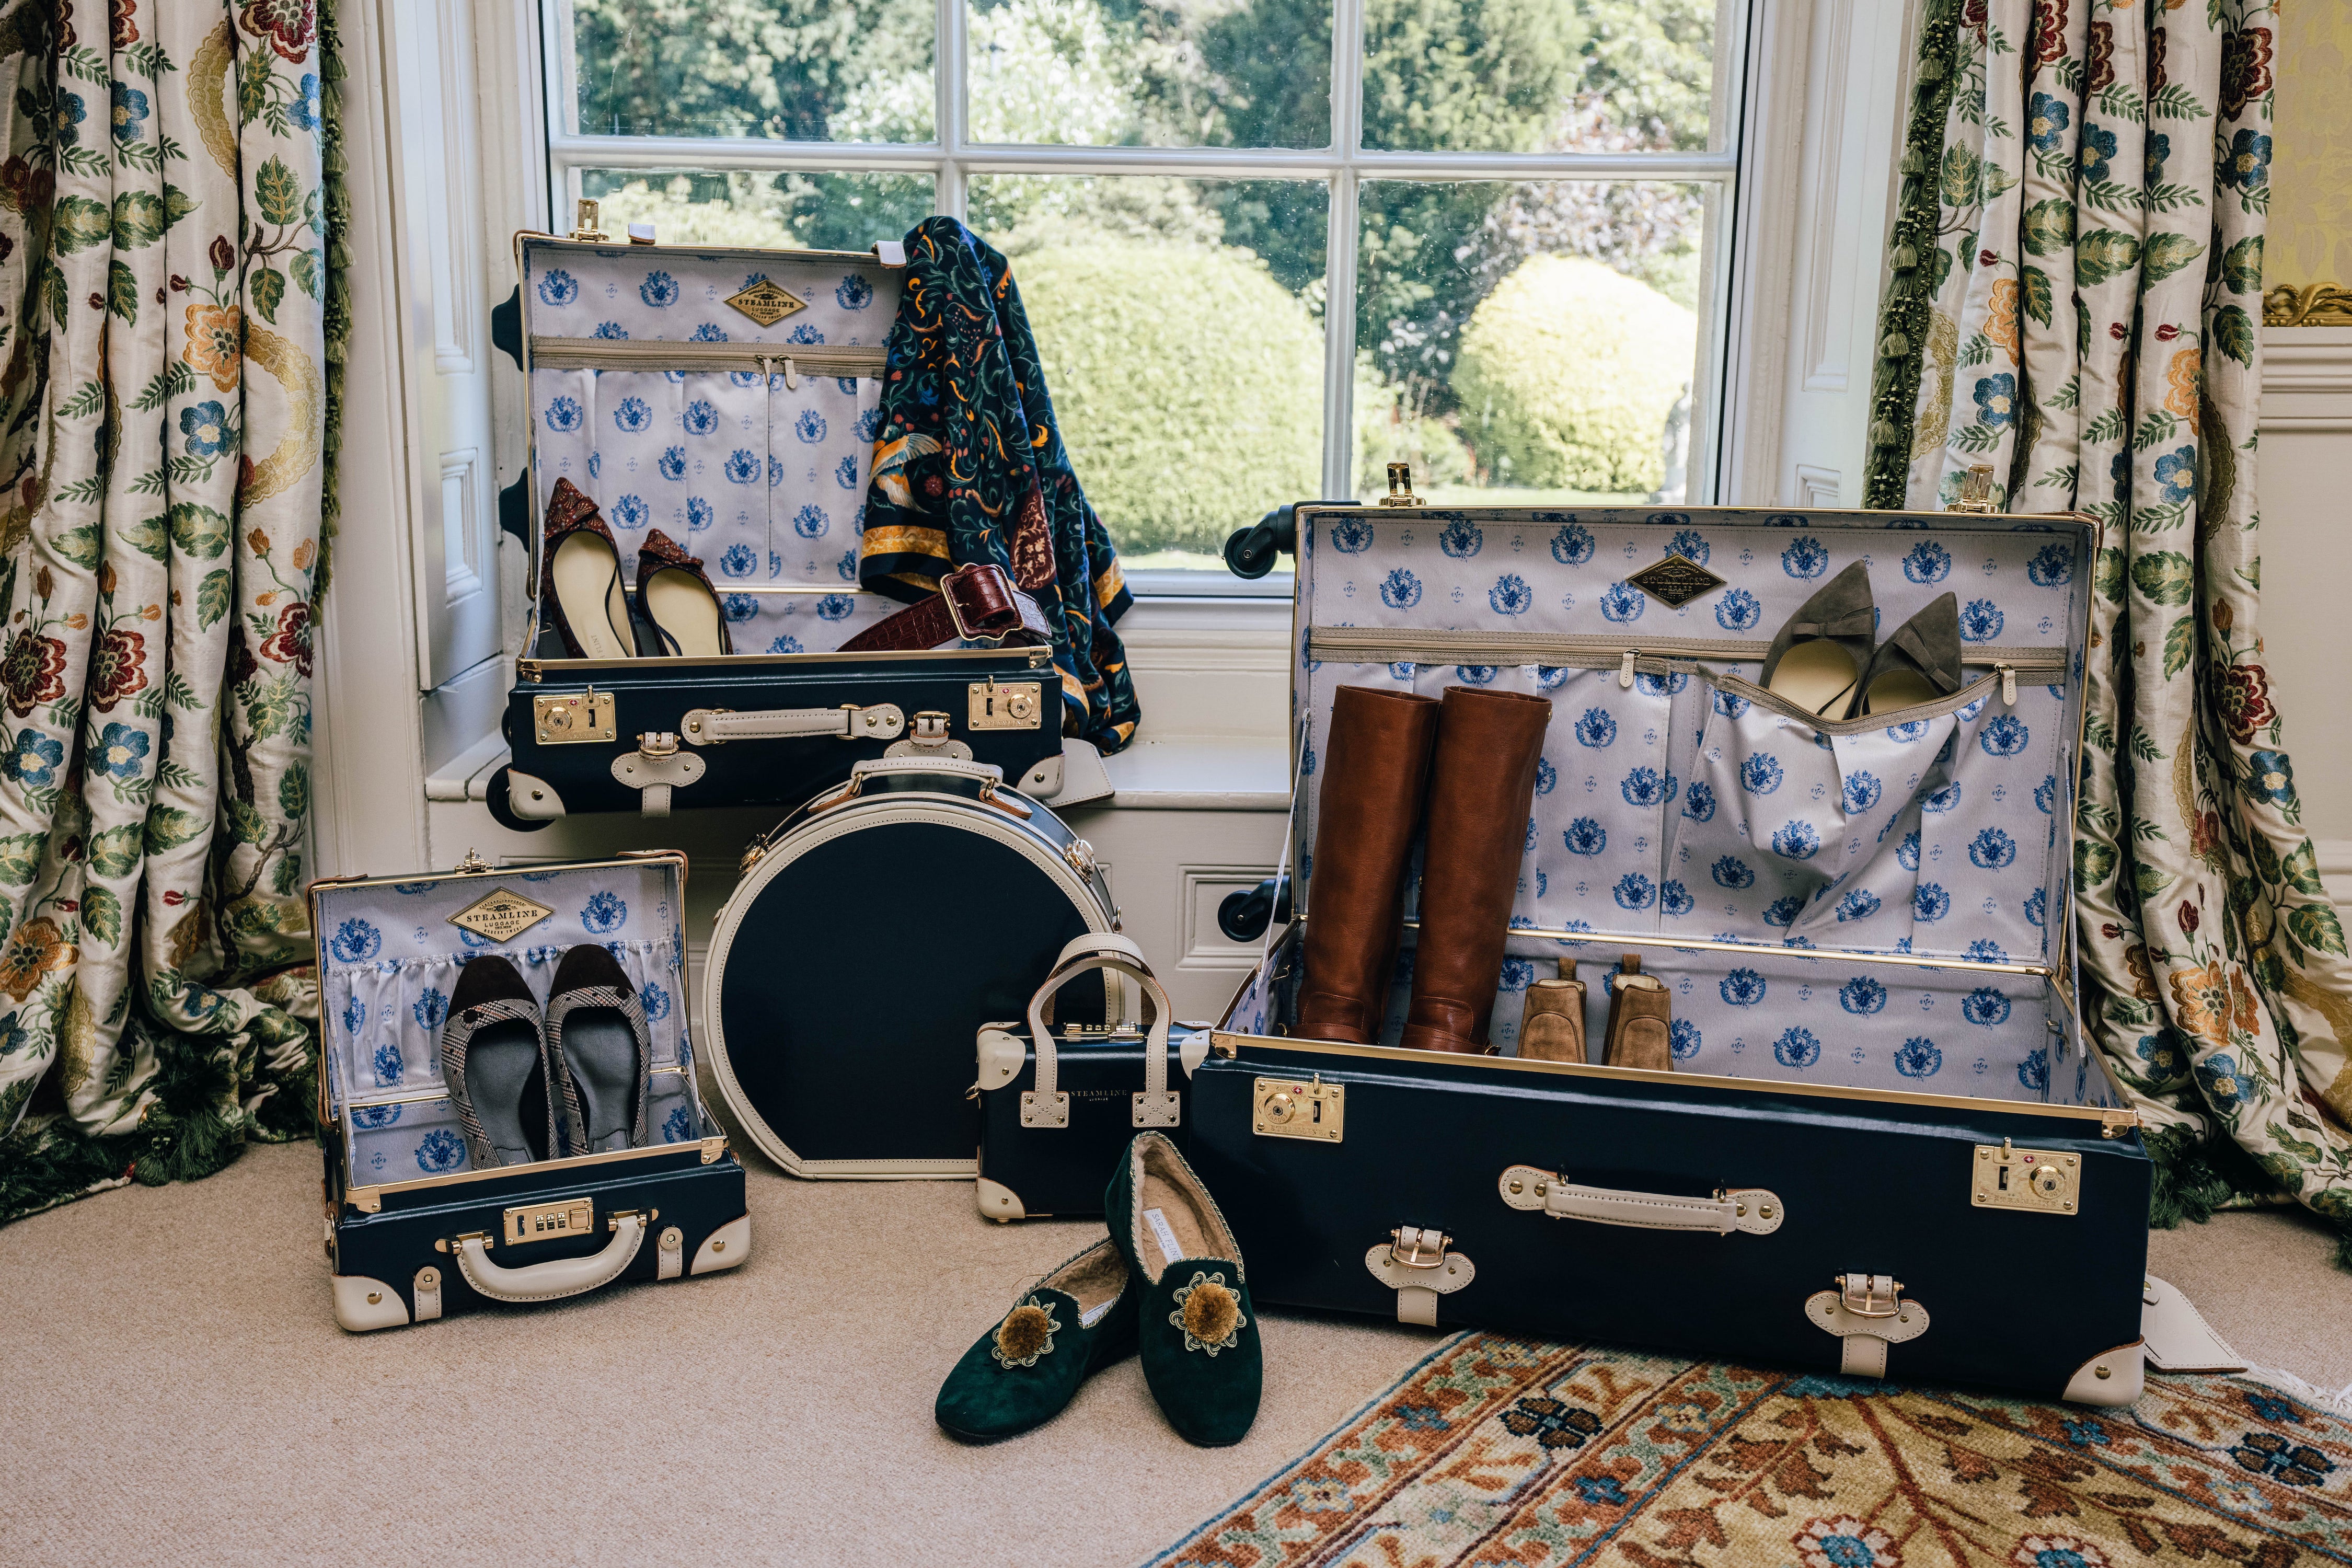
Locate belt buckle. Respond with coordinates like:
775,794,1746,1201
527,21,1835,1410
1389,1226,1449,1270
1837,1273,1904,1319
941,563,1015,646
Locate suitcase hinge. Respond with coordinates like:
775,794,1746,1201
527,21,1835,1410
2100,1108,2138,1138
1375,463,1421,508
1948,463,1999,513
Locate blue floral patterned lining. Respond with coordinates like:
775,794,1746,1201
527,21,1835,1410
1278,506,2099,1104
524,241,901,655
318,860,708,1175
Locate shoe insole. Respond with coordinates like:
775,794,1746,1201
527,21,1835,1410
464,1021,547,1166
1865,668,1940,715
551,532,633,660
563,1005,642,1154
1767,639,1860,717
1044,1245,1127,1320
643,569,725,658
1139,1162,1218,1281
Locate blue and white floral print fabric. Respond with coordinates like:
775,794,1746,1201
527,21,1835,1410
316,861,708,1177
1287,506,2096,1105
523,241,900,652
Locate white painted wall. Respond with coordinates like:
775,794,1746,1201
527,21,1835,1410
2252,328,2352,892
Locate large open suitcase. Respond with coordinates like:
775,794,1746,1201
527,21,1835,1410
491,227,1071,827
1191,497,2155,1404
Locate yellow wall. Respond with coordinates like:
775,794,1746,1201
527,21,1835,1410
2266,0,2352,322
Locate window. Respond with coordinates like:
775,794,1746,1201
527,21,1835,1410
544,0,1746,575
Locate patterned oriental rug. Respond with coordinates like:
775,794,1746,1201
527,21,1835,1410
1148,1335,2352,1568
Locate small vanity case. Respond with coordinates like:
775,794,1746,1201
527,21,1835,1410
490,224,1071,827
1190,497,2155,1404
973,933,1212,1221
704,758,1117,1179
313,851,747,1331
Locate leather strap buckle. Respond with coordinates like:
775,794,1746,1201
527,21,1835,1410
940,562,1021,645
1838,1272,1904,1319
1389,1225,1450,1270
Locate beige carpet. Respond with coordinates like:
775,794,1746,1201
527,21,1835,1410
0,1144,2343,1568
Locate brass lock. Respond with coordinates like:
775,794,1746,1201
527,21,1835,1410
1970,1139,2079,1214
1253,1077,1344,1142
533,689,616,745
969,678,1044,730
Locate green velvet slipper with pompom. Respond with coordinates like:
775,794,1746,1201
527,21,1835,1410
933,1237,1139,1442
1104,1132,1263,1447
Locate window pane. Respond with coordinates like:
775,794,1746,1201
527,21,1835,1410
961,0,1330,149
1361,0,1715,154
968,176,1329,569
578,171,937,252
1356,179,1708,505
568,0,937,141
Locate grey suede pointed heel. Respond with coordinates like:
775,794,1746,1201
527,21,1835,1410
1759,561,1875,719
1859,592,1964,715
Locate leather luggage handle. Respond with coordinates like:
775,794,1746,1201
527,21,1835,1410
1023,937,1178,1131
452,1212,648,1303
1498,1165,1785,1235
680,704,905,745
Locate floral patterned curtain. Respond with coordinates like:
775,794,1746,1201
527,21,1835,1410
0,0,342,1223
1865,0,2352,1238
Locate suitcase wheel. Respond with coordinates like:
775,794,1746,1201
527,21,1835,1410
485,766,554,833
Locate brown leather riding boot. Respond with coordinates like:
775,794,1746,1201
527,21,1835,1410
1399,687,1550,1055
1294,685,1442,1043
1601,954,1674,1070
1518,961,1587,1063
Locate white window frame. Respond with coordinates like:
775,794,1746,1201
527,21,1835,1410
535,0,1763,590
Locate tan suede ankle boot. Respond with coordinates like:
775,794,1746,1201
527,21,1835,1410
1518,961,1586,1063
1601,954,1674,1071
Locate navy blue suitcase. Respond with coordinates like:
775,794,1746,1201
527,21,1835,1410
489,230,1070,828
1193,497,2153,1404
314,851,748,1330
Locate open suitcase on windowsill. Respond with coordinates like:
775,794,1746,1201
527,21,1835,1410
488,230,1076,830
1188,499,2156,1404
313,851,747,1330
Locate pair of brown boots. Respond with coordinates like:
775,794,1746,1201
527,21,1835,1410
1294,684,1549,1055
1519,955,1674,1070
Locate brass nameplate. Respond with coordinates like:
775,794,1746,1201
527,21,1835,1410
1971,1143,2079,1215
533,690,615,745
503,1195,594,1246
1628,554,1727,609
451,887,557,944
725,278,807,327
969,680,1043,730
1253,1077,1344,1143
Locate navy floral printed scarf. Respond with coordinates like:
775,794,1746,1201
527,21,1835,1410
860,218,1139,753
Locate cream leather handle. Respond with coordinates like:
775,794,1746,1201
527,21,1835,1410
1023,938,1177,1130
1498,1165,1785,1235
453,1213,647,1304
680,704,905,744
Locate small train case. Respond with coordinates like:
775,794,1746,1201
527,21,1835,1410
312,850,747,1331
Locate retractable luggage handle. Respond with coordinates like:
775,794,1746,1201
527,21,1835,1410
1498,1165,1786,1235
1021,935,1179,1131
450,1211,652,1304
